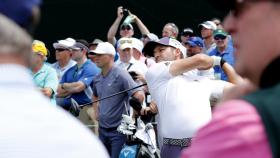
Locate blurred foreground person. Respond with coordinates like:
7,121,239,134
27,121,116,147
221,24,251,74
0,4,109,158
182,0,280,157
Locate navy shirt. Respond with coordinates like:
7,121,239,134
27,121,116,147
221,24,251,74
60,60,100,106
93,66,139,128
209,45,235,81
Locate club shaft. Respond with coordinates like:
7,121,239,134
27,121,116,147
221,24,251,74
80,83,147,107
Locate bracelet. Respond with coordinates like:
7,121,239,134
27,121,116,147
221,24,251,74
211,56,222,67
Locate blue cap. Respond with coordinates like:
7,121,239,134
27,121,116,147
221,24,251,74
186,37,204,48
0,0,41,28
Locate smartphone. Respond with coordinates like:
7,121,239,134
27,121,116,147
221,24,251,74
123,8,129,17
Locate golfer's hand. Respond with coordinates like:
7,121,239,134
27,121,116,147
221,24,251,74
140,107,151,115
136,73,146,83
149,101,158,113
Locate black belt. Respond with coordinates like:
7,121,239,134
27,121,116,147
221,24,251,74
163,137,192,147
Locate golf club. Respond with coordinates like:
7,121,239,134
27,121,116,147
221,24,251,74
69,83,147,116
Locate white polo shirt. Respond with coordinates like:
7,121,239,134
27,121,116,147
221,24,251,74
145,61,227,139
51,59,76,81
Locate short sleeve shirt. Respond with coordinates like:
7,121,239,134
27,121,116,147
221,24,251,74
60,60,100,106
92,66,139,128
33,63,58,105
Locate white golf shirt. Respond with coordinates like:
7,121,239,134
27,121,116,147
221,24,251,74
145,61,227,139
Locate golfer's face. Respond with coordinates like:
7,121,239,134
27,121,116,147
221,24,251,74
153,45,176,63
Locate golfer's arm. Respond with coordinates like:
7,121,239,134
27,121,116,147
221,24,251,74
222,63,243,84
132,90,145,104
169,54,214,76
135,16,150,35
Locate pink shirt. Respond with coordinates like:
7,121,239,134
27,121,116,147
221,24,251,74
181,100,272,158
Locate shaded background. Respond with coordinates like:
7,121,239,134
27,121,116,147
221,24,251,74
34,0,227,62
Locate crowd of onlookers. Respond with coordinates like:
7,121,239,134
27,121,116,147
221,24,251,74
28,6,238,158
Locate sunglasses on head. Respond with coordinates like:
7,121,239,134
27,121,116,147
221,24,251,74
55,48,68,52
214,35,227,40
121,26,132,31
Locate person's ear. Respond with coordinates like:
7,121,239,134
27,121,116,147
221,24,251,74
175,48,181,58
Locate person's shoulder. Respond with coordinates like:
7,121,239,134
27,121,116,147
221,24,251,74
208,48,218,56
17,92,109,157
51,62,58,68
112,66,128,77
148,61,172,71
44,63,57,73
146,61,172,79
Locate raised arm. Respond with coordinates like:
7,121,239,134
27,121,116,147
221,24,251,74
107,6,124,45
130,12,150,35
222,62,243,84
169,54,214,76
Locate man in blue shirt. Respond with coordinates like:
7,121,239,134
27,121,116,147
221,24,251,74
209,29,235,81
92,42,144,158
56,41,100,110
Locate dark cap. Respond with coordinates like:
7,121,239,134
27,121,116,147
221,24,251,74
181,28,194,36
0,0,42,29
143,37,181,57
71,42,89,52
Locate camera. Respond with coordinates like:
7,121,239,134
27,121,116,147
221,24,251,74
123,8,129,16
129,71,138,80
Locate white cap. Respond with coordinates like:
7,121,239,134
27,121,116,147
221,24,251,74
199,21,217,30
178,44,187,58
146,33,159,41
91,42,116,56
131,38,144,53
118,37,133,50
53,37,76,49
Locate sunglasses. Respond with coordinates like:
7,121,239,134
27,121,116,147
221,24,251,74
214,35,227,40
121,26,132,31
55,48,68,52
181,32,193,37
88,51,96,56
